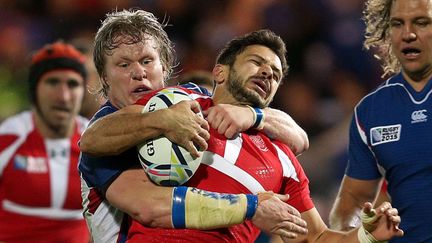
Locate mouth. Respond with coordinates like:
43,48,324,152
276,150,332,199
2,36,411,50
402,47,421,59
51,106,71,116
131,85,152,97
250,78,269,98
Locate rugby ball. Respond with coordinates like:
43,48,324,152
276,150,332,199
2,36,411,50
137,87,202,186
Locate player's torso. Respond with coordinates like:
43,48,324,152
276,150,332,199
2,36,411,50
0,111,85,214
357,76,432,242
188,130,286,195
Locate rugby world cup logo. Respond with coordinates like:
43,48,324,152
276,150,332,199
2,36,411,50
370,124,401,146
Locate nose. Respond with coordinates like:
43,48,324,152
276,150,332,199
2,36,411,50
402,25,417,42
259,64,273,80
131,63,146,81
57,83,72,102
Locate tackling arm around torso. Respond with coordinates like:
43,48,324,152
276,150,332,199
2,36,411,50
79,101,210,158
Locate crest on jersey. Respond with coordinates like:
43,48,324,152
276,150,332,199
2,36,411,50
250,135,269,152
411,109,427,124
370,124,401,146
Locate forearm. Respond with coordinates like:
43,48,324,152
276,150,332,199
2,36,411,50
106,169,257,229
329,194,363,231
308,228,361,243
80,105,166,156
329,178,380,231
262,108,309,155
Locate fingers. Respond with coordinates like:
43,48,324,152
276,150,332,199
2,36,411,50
273,193,290,202
183,141,200,159
362,201,374,216
189,100,203,116
275,219,308,235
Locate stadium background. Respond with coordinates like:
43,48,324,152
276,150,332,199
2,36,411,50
0,0,383,235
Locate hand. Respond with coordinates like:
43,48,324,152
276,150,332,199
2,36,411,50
361,202,404,241
252,192,308,239
162,100,210,158
203,104,254,139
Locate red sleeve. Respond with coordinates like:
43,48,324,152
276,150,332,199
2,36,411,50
275,141,315,213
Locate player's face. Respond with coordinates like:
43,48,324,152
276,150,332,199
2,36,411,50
103,35,165,109
390,0,432,81
35,70,84,135
227,45,282,108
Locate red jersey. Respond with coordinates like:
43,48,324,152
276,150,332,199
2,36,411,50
0,111,90,242
129,88,314,242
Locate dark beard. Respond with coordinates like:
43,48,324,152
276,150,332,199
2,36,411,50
35,104,69,137
227,69,266,108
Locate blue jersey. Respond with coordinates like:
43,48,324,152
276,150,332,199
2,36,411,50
78,84,212,243
346,73,432,242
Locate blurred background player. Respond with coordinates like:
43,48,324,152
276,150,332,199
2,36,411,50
0,41,90,242
329,0,432,242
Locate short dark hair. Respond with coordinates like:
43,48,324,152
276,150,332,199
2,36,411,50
215,29,289,77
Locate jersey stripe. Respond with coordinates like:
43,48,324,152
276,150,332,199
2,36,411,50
2,199,82,219
272,143,299,182
201,151,265,194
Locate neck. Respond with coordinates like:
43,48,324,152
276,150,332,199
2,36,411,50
402,69,432,92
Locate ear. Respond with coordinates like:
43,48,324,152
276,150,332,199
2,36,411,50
212,64,227,84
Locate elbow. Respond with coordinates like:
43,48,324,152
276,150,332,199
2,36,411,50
301,130,310,151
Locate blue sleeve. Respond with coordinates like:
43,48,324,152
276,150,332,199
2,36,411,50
345,112,383,180
79,149,139,192
78,102,140,193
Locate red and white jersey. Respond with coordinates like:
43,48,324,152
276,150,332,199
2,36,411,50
128,89,314,242
0,111,90,242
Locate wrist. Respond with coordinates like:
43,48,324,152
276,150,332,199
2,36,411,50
246,105,265,130
357,226,386,243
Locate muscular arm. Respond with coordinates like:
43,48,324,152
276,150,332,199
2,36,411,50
329,176,381,231
80,101,209,158
204,105,309,155
106,168,308,235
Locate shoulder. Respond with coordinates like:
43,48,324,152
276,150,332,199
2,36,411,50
88,101,118,125
75,115,89,134
0,111,34,136
355,75,402,113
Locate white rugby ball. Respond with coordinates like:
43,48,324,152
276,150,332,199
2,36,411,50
137,87,202,186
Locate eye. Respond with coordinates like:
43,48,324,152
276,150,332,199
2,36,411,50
45,77,60,86
416,19,430,27
118,62,129,68
390,20,402,28
250,59,260,65
67,79,81,89
140,60,152,66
